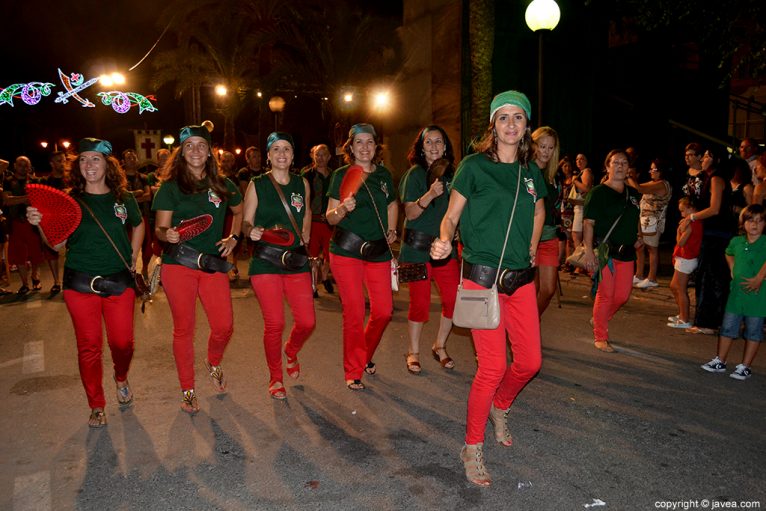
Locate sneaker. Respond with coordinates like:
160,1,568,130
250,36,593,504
632,276,642,286
667,319,692,329
701,357,727,373
635,278,659,289
729,364,752,381
667,315,679,322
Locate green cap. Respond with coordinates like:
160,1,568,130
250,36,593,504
179,125,212,145
266,132,295,151
489,90,531,122
348,123,377,139
78,138,113,156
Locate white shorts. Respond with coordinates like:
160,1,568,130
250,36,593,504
572,205,584,233
673,256,698,274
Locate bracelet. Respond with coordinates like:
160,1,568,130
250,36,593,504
415,197,427,210
230,233,241,241
690,213,696,222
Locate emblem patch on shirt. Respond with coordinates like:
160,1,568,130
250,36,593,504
290,192,304,212
630,196,640,208
208,189,222,208
523,177,537,202
114,203,128,224
380,181,389,198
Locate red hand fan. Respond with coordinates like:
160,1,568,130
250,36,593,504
176,214,213,242
25,184,82,246
260,226,295,247
339,164,365,201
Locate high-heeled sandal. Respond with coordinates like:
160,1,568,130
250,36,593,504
488,404,513,446
364,362,376,375
346,379,365,391
114,376,133,406
204,360,227,393
285,352,300,380
181,389,200,414
460,443,491,487
431,346,455,369
269,380,287,400
405,353,421,375
88,408,107,428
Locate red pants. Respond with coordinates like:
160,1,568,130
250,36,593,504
406,258,459,322
592,259,634,341
8,219,44,266
330,254,393,380
464,280,541,444
251,272,316,383
161,264,234,390
63,288,136,409
308,221,331,260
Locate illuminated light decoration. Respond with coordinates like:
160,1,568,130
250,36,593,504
97,91,158,114
55,69,99,107
0,82,54,107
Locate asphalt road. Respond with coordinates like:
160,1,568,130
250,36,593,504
1,263,764,511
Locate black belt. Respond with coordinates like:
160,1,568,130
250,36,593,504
63,267,133,296
463,262,535,296
252,242,308,270
596,240,636,261
166,243,234,273
403,229,435,252
311,214,328,224
332,227,389,260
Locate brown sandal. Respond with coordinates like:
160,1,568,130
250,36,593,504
488,404,513,446
594,340,615,353
431,346,455,369
460,443,491,487
181,389,200,414
204,360,227,393
88,408,107,428
346,379,365,391
405,353,421,375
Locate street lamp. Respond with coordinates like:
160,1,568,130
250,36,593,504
163,134,175,149
99,72,126,87
525,0,560,123
40,141,48,149
215,84,228,97
268,96,286,131
61,140,71,150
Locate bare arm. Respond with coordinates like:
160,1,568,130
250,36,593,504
676,223,692,247
217,202,243,257
430,189,466,259
25,206,66,251
530,199,544,262
741,254,766,293
130,220,145,269
680,176,724,230
386,200,398,244
325,196,356,226
404,180,444,221
154,210,179,243
628,179,669,196
242,181,263,241
302,178,312,243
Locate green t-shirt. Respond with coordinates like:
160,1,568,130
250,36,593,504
725,235,766,317
541,179,560,242
301,166,332,217
65,192,143,275
583,183,641,254
398,164,452,263
247,173,309,275
152,178,242,264
451,153,547,269
327,164,396,262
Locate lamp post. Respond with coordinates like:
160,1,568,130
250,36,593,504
525,0,561,124
268,96,286,131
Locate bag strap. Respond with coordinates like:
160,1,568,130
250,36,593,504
267,172,307,247
76,197,132,272
459,164,523,287
361,174,397,261
601,187,630,245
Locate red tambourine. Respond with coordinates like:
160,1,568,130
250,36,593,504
176,214,213,242
339,164,365,201
260,226,295,247
25,184,82,246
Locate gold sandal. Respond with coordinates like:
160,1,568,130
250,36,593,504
488,404,513,446
181,389,200,414
460,443,491,487
114,376,133,406
204,360,227,393
88,408,107,428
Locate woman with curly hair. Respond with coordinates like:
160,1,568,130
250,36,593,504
152,125,243,413
398,125,459,374
326,123,397,391
27,138,144,427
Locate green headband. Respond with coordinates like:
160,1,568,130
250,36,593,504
266,131,295,151
179,125,212,145
348,123,377,139
78,138,113,156
489,90,532,121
